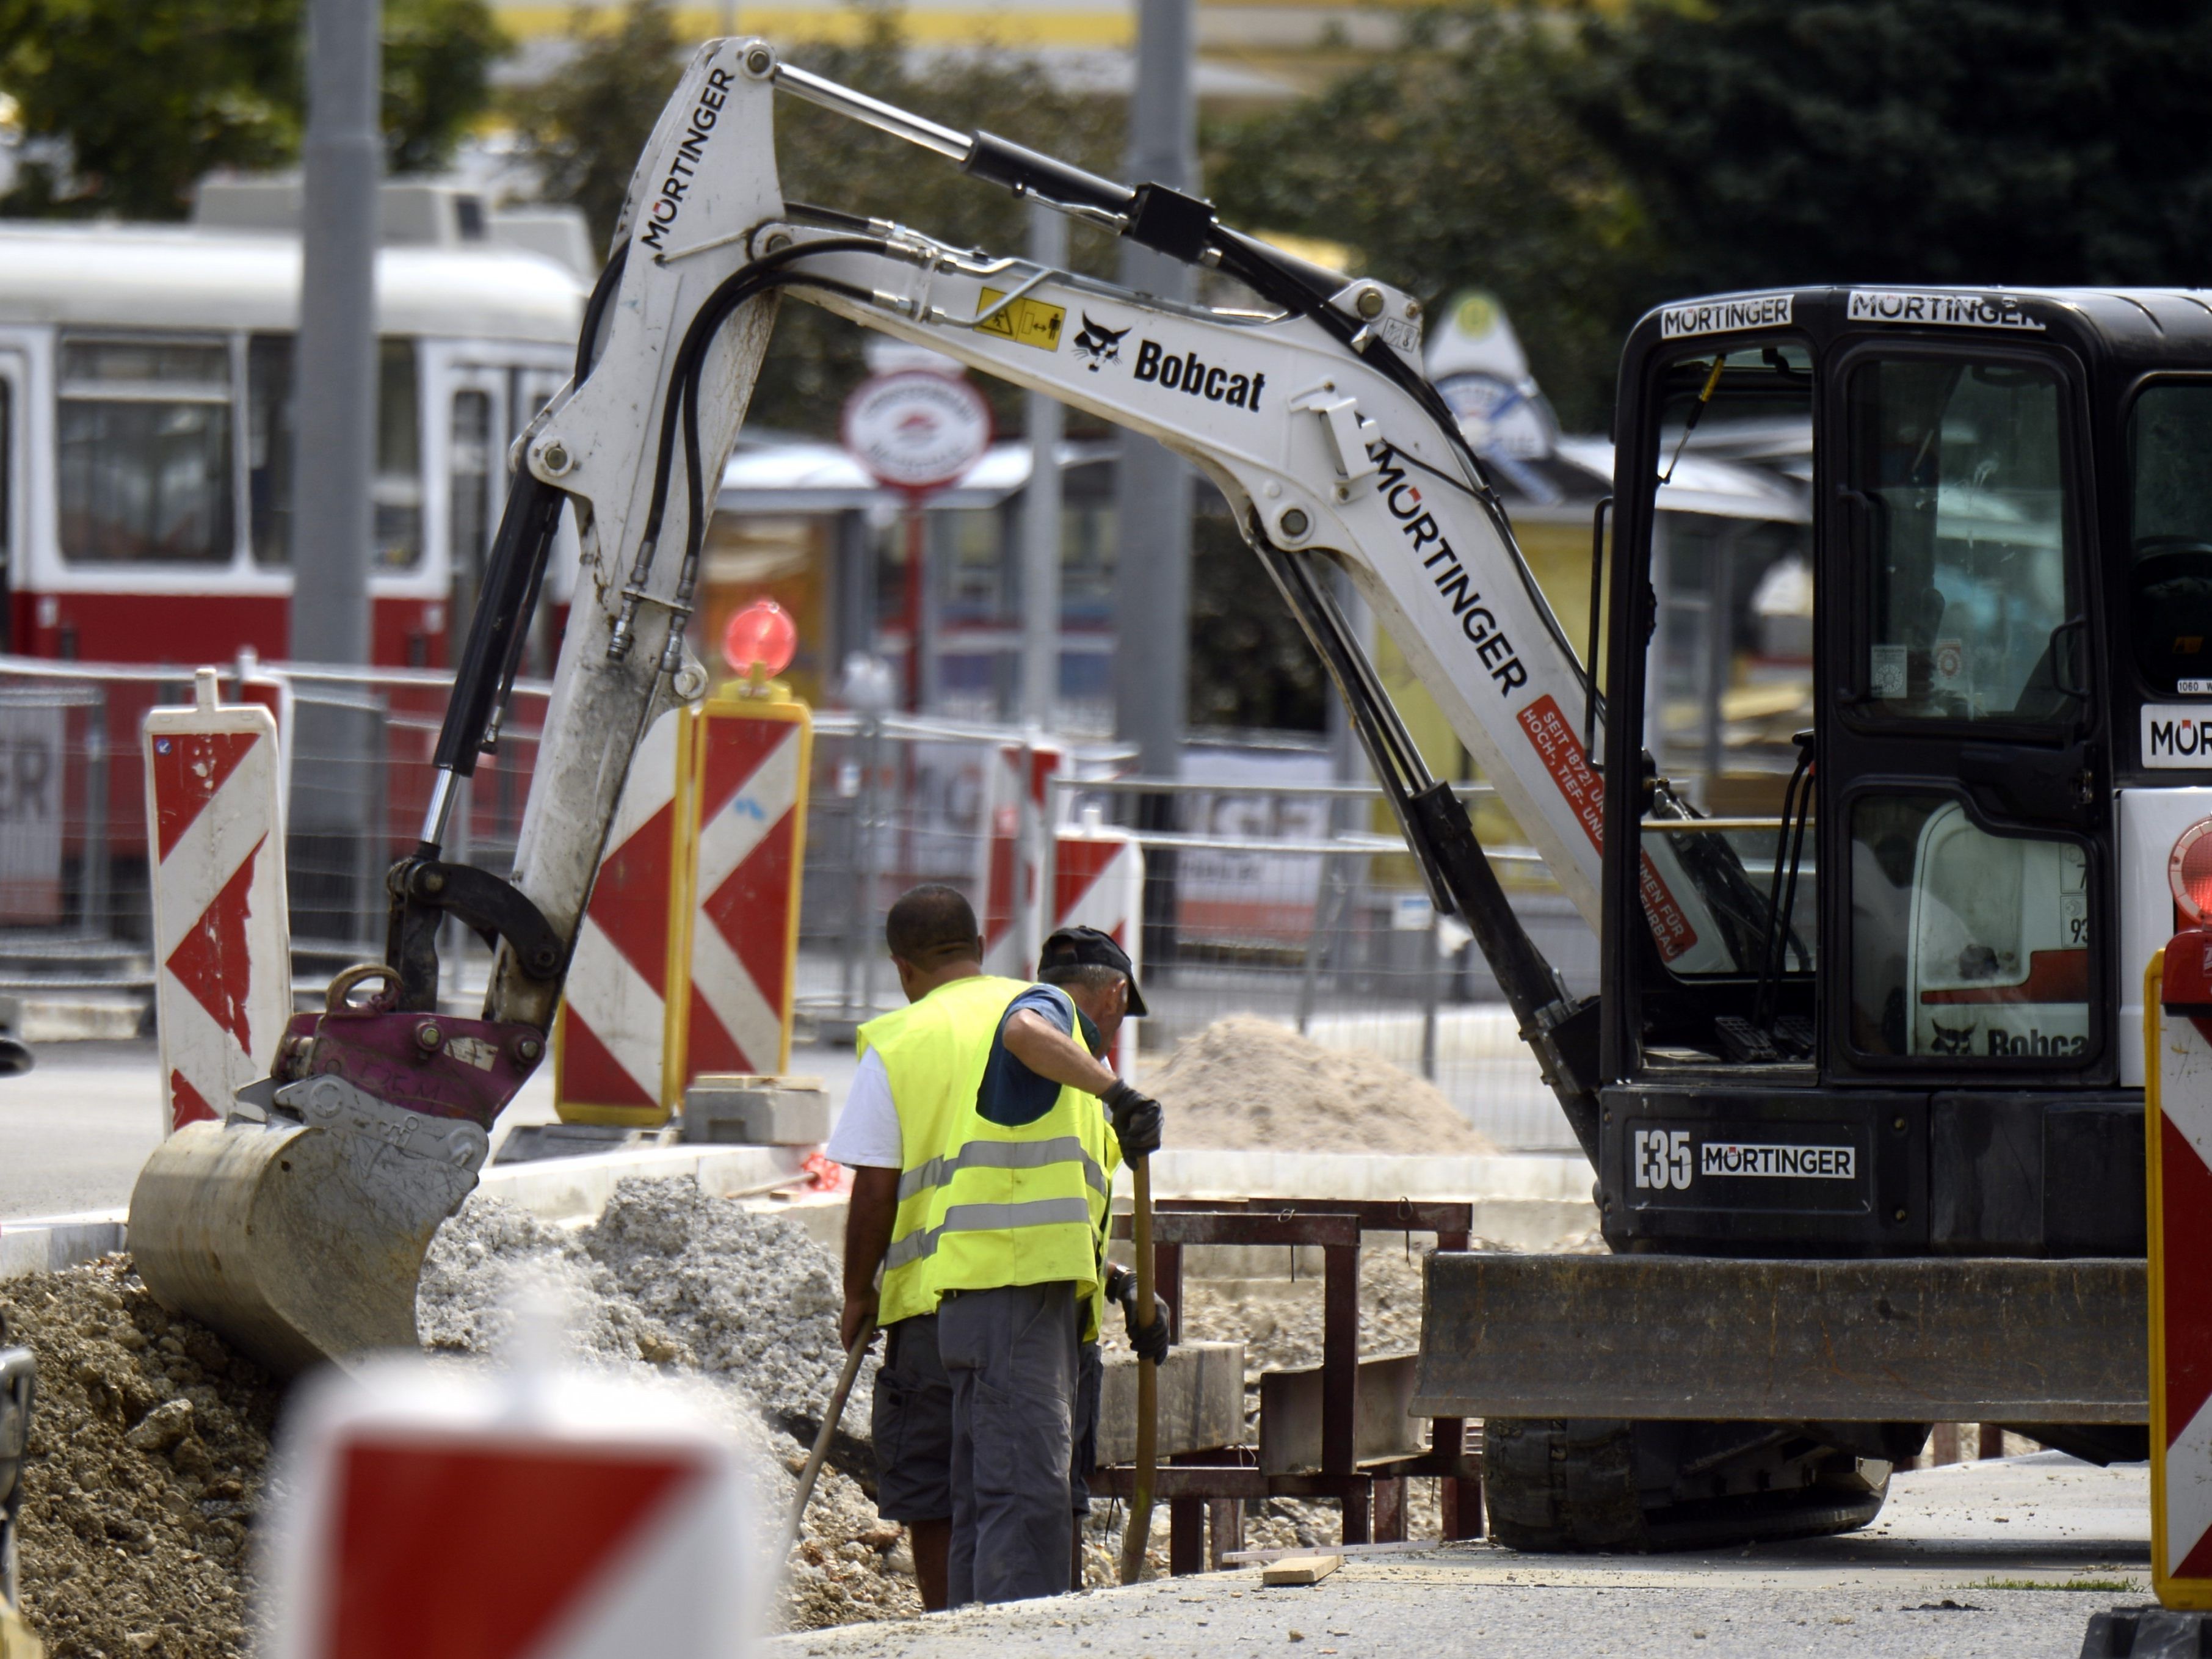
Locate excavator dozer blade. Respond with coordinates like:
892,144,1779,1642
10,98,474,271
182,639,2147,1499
128,1083,489,1378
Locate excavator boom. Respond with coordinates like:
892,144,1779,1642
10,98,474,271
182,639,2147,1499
129,39,1630,1373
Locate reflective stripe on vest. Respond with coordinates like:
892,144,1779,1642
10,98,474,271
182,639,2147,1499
896,1134,1108,1205
857,974,1029,1325
884,1195,1097,1272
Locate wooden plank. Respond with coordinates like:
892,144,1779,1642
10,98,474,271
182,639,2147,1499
1262,1554,1342,1586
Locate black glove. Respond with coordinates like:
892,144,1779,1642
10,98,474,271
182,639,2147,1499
1102,1079,1163,1158
1106,1265,1173,1365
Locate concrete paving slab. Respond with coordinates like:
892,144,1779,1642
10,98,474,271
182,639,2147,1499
772,1454,2150,1658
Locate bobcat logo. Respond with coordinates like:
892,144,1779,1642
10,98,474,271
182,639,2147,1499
1072,313,1130,370
1927,1020,1976,1057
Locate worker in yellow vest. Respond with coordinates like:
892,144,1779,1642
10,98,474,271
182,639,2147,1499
832,884,1026,1610
930,924,1164,1606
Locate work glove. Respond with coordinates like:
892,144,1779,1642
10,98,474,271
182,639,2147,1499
1101,1079,1164,1158
1106,1265,1173,1365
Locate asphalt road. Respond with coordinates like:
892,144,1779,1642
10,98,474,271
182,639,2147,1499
775,1455,2153,1659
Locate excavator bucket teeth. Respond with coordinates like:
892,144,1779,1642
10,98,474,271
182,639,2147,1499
128,1109,484,1378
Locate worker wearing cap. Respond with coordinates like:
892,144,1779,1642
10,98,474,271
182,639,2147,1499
832,884,1028,1611
930,923,1166,1606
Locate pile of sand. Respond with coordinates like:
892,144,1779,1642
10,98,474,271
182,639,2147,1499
1147,1015,1500,1155
0,1257,278,1659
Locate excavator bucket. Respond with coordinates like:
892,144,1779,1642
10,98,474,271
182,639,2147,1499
128,1076,490,1378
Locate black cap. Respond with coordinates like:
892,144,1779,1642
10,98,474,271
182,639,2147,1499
1040,924,1147,1017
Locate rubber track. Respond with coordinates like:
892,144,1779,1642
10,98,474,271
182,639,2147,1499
1484,1418,1888,1554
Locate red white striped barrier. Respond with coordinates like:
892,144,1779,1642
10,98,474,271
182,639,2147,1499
2152,929,2212,1604
1051,812,1144,1075
555,688,812,1124
681,691,811,1078
982,738,1061,979
555,708,688,1123
259,1352,753,1659
144,668,291,1135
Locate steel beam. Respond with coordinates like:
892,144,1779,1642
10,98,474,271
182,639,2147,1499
1412,1252,2148,1424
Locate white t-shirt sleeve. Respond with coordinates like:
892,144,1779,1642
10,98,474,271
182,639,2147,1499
825,1048,902,1169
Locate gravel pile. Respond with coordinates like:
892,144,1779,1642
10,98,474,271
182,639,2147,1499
418,1177,874,1426
417,1180,913,1629
0,1256,278,1659
0,1178,917,1657
1147,1016,1500,1155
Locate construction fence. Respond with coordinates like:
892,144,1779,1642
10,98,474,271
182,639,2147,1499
0,656,1587,1149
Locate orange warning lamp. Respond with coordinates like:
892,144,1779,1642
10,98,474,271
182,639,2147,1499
721,600,797,680
2175,819,2212,926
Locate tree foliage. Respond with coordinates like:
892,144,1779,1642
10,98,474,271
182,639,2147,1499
383,0,512,175
0,0,301,217
0,0,506,217
1207,7,1653,431
1576,0,2212,294
754,10,1123,437
505,0,687,253
510,4,1122,435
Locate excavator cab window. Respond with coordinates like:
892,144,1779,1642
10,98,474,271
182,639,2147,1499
1630,344,1820,1064
2127,382,2212,695
1829,345,2098,1072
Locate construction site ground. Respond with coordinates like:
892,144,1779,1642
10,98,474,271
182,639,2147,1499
783,1454,2152,1659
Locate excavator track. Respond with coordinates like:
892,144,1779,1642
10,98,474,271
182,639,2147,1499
1482,1418,1893,1554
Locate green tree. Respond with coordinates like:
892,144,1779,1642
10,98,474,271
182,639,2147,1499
1206,6,1652,430
505,0,687,253
752,9,1123,437
0,0,507,217
1576,0,2212,294
0,0,301,218
512,5,1122,429
385,0,511,175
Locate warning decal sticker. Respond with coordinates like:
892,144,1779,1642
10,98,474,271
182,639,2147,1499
1518,694,1698,960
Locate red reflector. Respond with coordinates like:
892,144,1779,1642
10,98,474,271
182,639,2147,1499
2172,820,2212,924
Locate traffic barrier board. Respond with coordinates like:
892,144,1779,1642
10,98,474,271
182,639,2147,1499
259,1355,752,1659
556,684,811,1124
2150,929,2212,1604
144,668,290,1134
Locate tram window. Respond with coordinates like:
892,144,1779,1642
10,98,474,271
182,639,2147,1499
1,380,11,577
1846,357,2080,724
2127,383,2212,694
58,336,234,564
374,341,421,567
1848,792,2091,1062
247,335,292,565
449,390,493,571
246,335,423,567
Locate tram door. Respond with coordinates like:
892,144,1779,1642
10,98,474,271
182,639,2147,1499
444,366,509,653
0,352,21,652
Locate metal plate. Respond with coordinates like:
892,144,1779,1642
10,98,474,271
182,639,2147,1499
1413,1252,2147,1423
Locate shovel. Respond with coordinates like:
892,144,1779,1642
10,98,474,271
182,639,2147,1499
785,1316,876,1548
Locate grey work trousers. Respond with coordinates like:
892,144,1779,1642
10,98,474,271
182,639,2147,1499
937,1280,1079,1607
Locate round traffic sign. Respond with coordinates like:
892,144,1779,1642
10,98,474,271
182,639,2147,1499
840,371,992,493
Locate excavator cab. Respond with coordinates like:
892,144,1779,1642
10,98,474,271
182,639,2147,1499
1596,288,2183,1260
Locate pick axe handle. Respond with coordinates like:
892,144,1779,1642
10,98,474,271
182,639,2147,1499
1119,1154,1157,1586
786,1316,874,1548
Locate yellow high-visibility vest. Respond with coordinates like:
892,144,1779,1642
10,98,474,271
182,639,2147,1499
858,975,1029,1326
922,984,1117,1304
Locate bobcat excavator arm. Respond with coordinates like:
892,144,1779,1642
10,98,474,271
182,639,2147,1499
129,38,1672,1373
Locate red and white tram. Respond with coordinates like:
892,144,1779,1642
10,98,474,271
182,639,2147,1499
0,209,587,667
